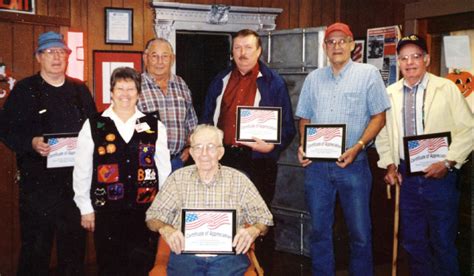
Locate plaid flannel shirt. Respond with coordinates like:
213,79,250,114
139,73,198,155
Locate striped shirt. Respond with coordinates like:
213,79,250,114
145,165,274,230
139,73,198,155
296,60,390,153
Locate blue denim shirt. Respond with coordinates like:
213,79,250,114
296,60,390,155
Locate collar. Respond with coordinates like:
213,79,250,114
403,73,429,90
232,62,260,79
143,71,177,84
329,59,353,78
102,105,145,122
191,164,223,187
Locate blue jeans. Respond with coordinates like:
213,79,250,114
399,161,460,276
304,157,373,276
167,253,249,276
171,154,184,172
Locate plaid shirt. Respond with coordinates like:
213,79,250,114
145,165,274,230
139,73,198,155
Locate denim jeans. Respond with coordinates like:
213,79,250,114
304,157,373,276
171,154,184,172
167,253,249,276
398,161,460,276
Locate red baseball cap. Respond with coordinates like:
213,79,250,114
324,22,353,39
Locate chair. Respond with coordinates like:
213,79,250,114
149,237,263,276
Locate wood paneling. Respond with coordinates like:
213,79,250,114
0,22,16,276
289,0,300,29
1,0,472,274
299,0,312,28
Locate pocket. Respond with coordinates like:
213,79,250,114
343,92,363,115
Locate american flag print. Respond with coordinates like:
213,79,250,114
408,138,448,156
185,212,230,230
48,137,77,151
307,128,342,142
240,109,276,124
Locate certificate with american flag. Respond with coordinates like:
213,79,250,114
236,106,281,144
43,132,78,169
303,124,346,160
181,209,236,254
403,132,451,175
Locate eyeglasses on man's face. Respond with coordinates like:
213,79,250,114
147,53,172,63
191,143,222,155
398,53,424,63
324,38,353,48
41,48,69,57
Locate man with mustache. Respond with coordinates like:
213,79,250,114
201,29,296,272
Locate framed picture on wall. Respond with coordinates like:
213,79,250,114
105,7,133,44
0,0,35,14
93,50,142,111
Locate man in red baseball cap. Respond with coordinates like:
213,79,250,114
296,22,390,275
324,22,353,40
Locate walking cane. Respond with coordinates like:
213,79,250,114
386,179,400,276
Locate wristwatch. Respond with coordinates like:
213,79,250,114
443,160,454,172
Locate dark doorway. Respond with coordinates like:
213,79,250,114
175,32,232,119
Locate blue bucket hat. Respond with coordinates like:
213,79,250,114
35,31,72,54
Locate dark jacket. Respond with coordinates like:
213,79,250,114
2,73,96,173
201,61,296,160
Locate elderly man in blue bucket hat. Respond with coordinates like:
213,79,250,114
1,31,97,275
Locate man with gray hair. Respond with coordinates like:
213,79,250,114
146,124,273,275
139,38,198,171
1,31,96,275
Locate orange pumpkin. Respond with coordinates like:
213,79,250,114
446,70,472,98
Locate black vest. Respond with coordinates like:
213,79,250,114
89,112,160,212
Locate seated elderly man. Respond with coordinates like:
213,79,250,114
146,124,273,275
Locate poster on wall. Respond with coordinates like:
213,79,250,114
351,40,365,63
367,26,401,86
0,0,35,14
93,51,143,111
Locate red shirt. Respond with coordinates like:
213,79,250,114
217,63,259,145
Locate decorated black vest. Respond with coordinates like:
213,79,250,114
89,112,160,212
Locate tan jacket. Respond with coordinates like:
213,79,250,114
376,73,473,169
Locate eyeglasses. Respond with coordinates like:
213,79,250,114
324,38,352,48
41,48,69,57
148,53,172,63
398,53,424,63
191,143,222,155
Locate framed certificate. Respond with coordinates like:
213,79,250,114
105,7,133,44
181,209,236,255
403,132,451,175
303,124,346,161
236,106,281,144
43,132,78,169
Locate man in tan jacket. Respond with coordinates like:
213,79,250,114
376,34,472,276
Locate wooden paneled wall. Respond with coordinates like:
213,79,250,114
0,0,470,275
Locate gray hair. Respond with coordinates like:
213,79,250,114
144,38,174,55
190,125,224,146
